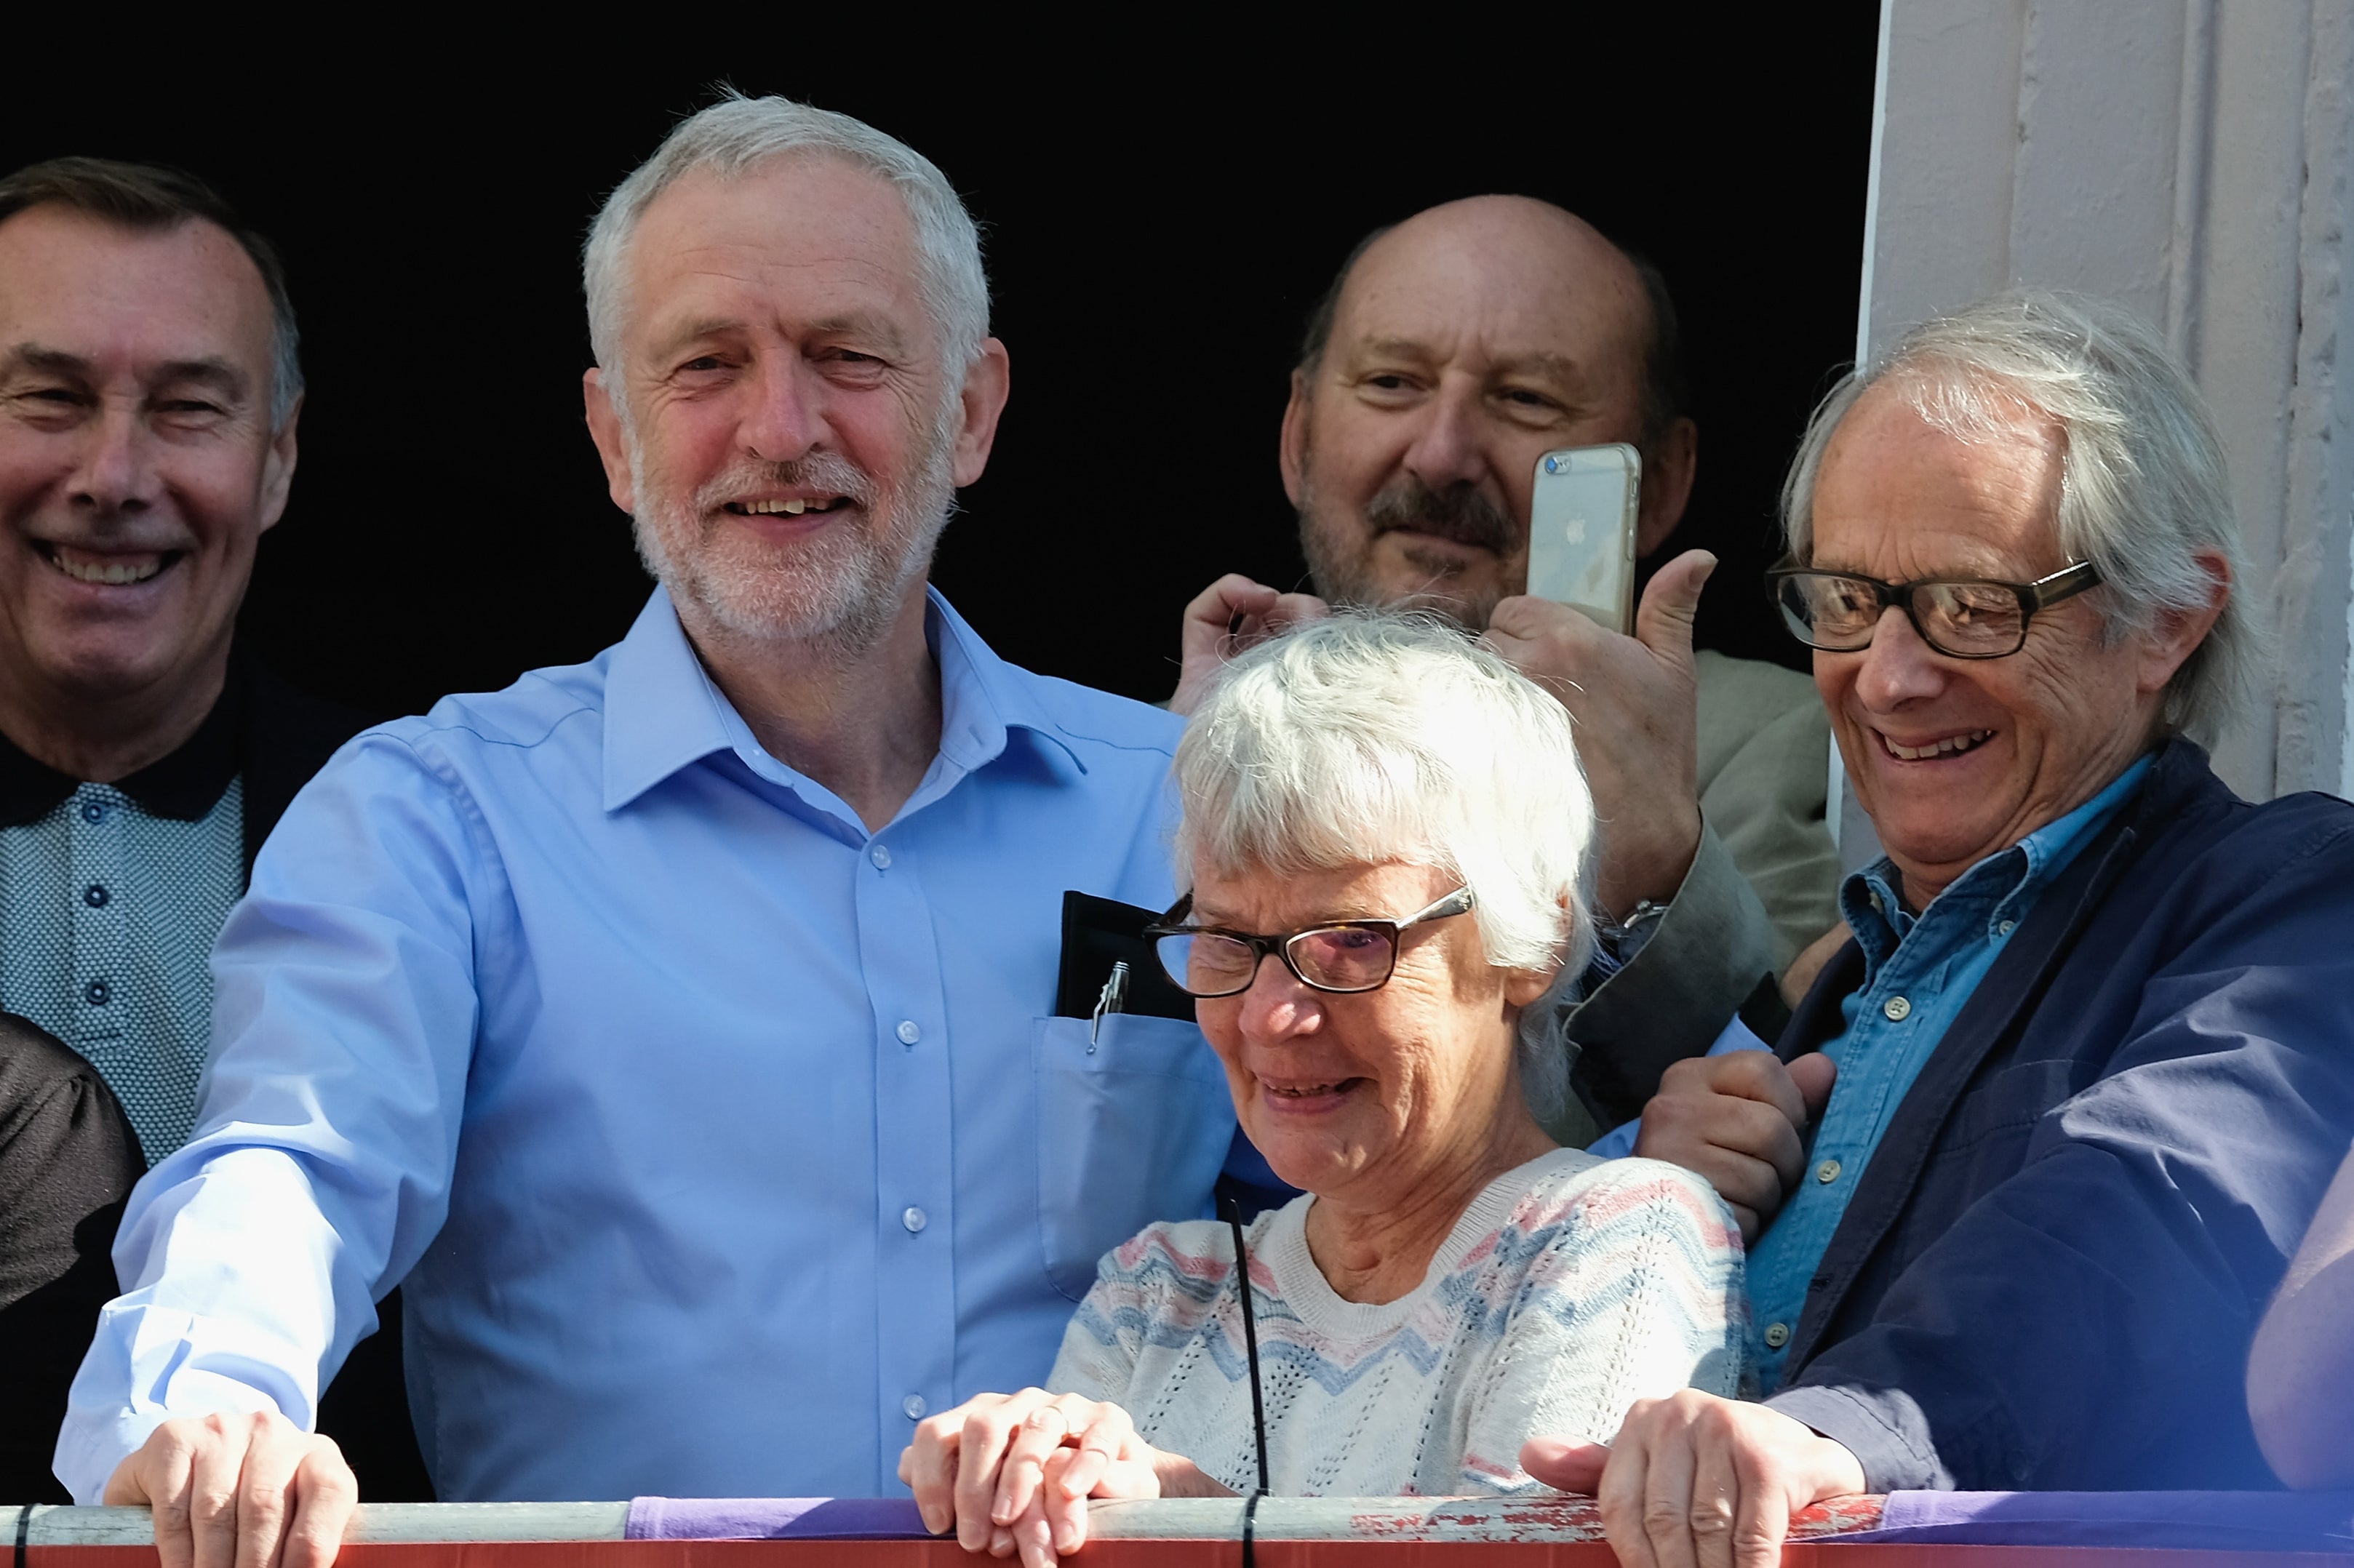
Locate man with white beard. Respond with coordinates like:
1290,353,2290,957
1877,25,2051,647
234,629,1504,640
55,96,1240,1566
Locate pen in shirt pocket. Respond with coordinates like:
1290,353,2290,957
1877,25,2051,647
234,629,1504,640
1089,960,1130,1052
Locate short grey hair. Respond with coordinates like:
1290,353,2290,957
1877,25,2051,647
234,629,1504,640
1783,289,2256,745
1173,613,1595,1115
583,92,989,385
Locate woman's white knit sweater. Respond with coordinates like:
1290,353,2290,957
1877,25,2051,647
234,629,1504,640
1049,1147,1747,1497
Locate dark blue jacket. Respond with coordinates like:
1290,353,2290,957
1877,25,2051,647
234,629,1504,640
1766,740,2354,1491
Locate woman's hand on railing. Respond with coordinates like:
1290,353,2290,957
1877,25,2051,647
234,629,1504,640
103,1410,357,1568
898,1388,1221,1567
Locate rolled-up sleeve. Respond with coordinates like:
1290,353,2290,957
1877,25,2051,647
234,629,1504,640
56,732,489,1502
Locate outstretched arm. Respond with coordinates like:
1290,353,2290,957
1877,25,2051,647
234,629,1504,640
58,732,487,1564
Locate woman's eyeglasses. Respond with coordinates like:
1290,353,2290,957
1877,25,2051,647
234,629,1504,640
1144,887,1475,999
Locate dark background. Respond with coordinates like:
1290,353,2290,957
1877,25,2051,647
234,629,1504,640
4,21,1879,714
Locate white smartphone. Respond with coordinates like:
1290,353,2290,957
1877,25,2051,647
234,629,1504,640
1526,444,1642,633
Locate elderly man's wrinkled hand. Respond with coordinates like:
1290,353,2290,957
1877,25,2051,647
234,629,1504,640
104,1411,357,1568
1170,575,1331,716
1521,1392,1868,1568
900,1388,1210,1567
1634,1051,1836,1241
1481,551,1713,919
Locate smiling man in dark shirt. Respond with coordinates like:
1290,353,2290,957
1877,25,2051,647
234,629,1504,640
0,156,404,1501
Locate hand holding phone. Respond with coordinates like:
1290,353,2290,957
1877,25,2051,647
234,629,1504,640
1525,444,1642,633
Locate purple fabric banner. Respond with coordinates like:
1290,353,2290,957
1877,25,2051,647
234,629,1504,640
626,1497,931,1540
624,1489,2354,1550
1838,1490,2354,1550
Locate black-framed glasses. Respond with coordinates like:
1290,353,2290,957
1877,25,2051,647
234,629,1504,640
1144,887,1475,999
1766,559,2102,660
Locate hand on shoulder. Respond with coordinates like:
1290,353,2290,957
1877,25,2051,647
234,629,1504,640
1634,1052,1836,1243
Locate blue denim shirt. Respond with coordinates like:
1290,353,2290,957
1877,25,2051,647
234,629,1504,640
1745,754,2153,1391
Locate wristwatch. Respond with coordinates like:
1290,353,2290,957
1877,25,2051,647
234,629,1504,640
1596,897,1672,961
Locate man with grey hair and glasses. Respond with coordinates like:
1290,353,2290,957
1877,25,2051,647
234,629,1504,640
58,96,1240,1561
1520,291,2354,1567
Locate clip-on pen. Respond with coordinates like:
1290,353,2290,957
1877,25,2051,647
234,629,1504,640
1089,959,1130,1052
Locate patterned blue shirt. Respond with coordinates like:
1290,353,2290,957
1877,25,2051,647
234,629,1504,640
1745,754,2153,1391
0,711,248,1165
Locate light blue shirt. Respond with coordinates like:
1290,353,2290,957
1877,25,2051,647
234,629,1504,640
60,588,1238,1503
1744,754,2152,1392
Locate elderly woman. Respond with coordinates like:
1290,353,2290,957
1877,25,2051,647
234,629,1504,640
901,615,1744,1564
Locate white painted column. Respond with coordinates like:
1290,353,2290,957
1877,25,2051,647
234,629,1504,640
1835,0,2354,863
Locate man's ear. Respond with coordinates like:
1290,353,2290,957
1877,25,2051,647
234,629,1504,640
256,393,303,534
583,368,635,516
1278,367,1312,510
1635,415,1698,559
949,337,1012,489
2136,545,2233,696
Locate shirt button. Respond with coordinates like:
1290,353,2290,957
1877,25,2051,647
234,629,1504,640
869,844,893,869
902,1394,927,1420
1816,1159,1843,1184
83,884,109,908
896,1020,921,1045
84,980,111,1007
1883,995,1912,1021
79,801,105,824
1763,1322,1791,1349
1998,920,2015,936
902,1206,928,1233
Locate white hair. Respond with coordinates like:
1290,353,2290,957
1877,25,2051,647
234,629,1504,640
1783,289,2258,746
581,92,989,388
1173,612,1595,1116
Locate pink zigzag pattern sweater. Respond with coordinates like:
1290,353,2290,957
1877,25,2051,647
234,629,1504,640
1050,1147,1747,1497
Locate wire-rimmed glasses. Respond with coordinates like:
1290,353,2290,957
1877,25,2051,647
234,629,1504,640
1145,887,1475,999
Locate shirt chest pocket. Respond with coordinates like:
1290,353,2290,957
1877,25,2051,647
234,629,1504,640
1034,1013,1235,1302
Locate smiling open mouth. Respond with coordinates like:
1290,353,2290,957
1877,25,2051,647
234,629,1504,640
1265,1078,1368,1100
37,543,180,586
1880,729,1995,761
726,497,850,518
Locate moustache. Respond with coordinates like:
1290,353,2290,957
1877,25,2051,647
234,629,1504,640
692,451,881,516
1363,480,1517,554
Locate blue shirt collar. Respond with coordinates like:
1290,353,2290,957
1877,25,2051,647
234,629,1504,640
1842,752,2155,968
601,584,1084,815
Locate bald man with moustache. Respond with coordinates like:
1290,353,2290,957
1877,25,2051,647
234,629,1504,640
1173,198,1838,1143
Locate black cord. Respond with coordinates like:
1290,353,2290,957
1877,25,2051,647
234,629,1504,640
1239,1486,1264,1568
1223,1196,1270,1496
14,1503,32,1568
